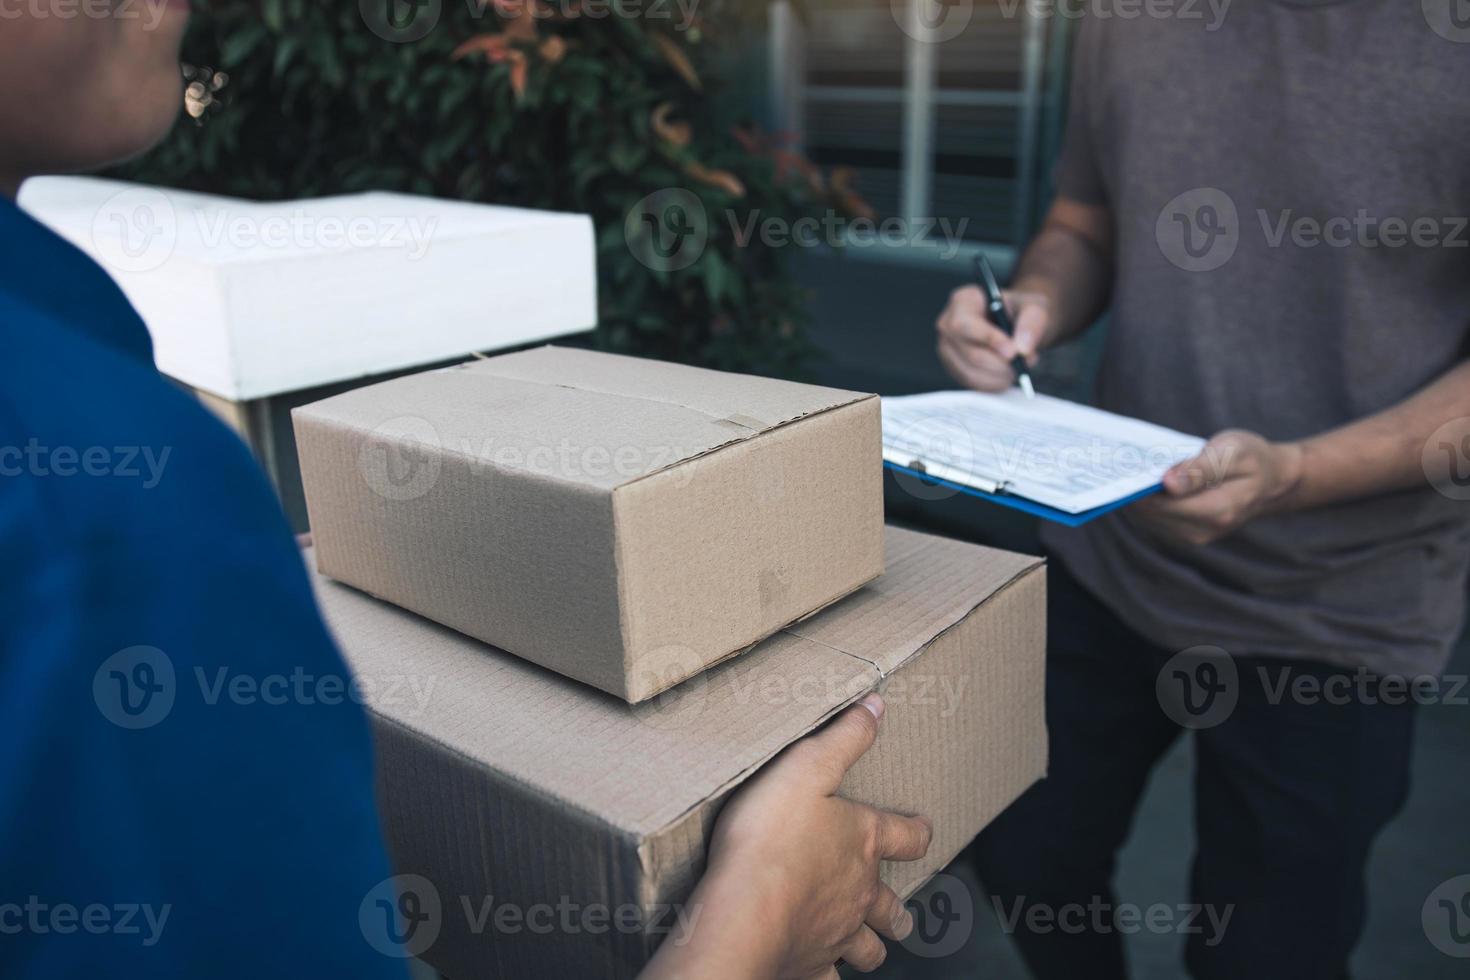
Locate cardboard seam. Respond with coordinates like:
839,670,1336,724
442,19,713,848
543,382,762,434
299,388,874,495
611,395,880,488
873,562,1048,679
781,559,1046,681
782,633,885,674
453,349,873,435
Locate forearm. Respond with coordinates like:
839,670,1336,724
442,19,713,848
1011,199,1114,349
638,864,786,980
1280,360,1470,511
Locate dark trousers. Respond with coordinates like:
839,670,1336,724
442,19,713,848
974,562,1418,980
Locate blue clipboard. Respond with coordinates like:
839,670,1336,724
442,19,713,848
884,461,1162,527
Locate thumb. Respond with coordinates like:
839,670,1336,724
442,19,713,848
1167,432,1243,495
1163,456,1207,496
796,694,884,792
1012,302,1048,363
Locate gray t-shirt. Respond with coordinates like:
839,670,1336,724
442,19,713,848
1041,1,1470,677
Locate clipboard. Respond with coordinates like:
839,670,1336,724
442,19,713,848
879,390,1204,527
883,460,1163,527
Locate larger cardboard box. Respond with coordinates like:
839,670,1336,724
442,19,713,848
309,525,1047,978
295,346,884,703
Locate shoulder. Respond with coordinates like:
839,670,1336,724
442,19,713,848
0,295,329,669
0,301,292,558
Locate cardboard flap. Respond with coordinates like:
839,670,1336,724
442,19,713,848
785,526,1044,676
457,345,872,436
295,346,876,490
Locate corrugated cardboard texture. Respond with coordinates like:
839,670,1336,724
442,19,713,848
294,346,884,703
309,525,1047,979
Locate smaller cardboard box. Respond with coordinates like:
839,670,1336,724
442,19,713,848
294,346,884,703
309,525,1047,979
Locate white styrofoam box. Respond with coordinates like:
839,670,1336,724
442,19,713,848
19,177,597,401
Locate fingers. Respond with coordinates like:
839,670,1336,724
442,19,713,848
938,286,1018,357
938,336,1015,393
875,810,933,862
837,925,888,973
1151,488,1232,522
1131,490,1237,546
1165,431,1253,496
1162,446,1225,496
865,882,914,941
788,694,884,792
937,286,1053,393
1162,457,1208,496
1013,301,1048,362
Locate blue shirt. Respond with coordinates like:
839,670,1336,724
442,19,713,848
0,195,406,977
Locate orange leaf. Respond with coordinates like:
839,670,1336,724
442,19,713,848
509,52,529,99
452,34,511,61
539,35,568,64
685,161,745,198
650,102,692,148
773,148,824,194
830,167,877,222
652,34,701,92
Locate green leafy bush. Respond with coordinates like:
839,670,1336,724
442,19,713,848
115,0,866,377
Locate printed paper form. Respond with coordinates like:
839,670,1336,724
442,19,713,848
882,390,1207,515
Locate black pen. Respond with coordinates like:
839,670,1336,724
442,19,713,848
974,254,1036,399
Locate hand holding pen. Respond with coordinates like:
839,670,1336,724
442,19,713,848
974,254,1036,399
934,256,1046,398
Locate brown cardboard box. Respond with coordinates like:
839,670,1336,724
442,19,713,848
293,346,884,703
309,525,1047,978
